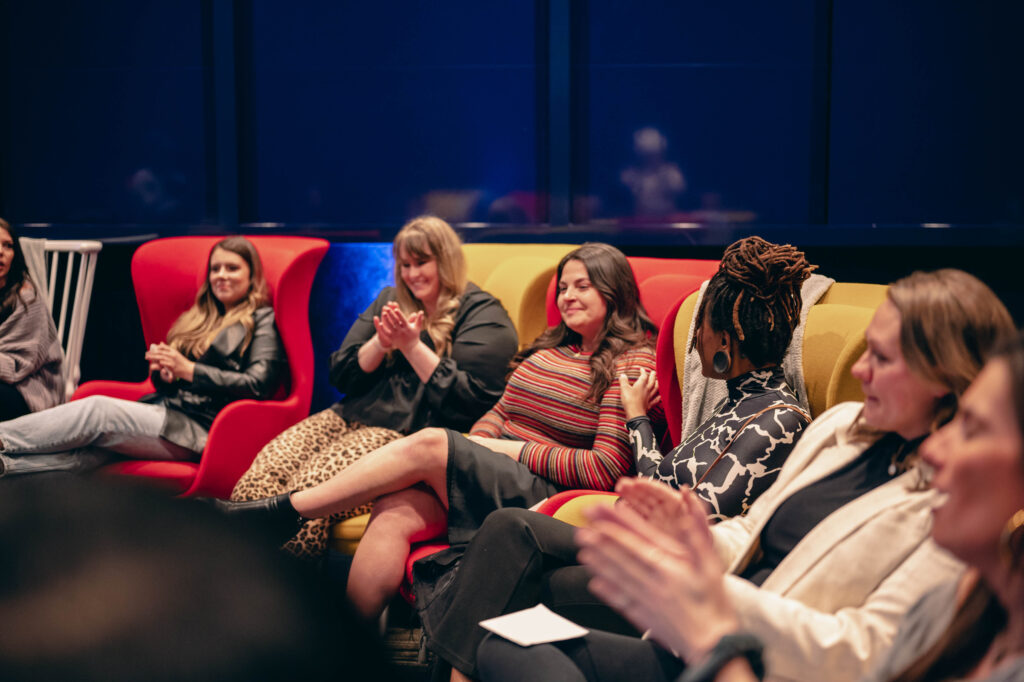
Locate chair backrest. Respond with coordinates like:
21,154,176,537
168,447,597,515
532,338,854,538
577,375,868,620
40,240,103,400
545,257,720,333
661,282,888,443
130,236,329,415
463,243,576,348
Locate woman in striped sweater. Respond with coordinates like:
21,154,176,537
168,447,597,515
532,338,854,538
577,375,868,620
217,243,658,621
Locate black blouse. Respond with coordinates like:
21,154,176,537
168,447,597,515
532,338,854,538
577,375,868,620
740,431,923,586
629,367,809,521
328,283,518,434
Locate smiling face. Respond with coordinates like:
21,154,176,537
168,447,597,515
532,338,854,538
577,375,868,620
398,245,440,311
0,226,14,289
850,299,949,439
923,359,1024,569
208,247,252,309
557,258,608,350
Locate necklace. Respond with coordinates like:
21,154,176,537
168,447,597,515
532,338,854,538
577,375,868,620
887,438,918,476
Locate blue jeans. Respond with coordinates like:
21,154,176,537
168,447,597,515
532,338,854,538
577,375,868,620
0,396,198,477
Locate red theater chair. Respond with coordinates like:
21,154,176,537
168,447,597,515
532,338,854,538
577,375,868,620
72,236,328,498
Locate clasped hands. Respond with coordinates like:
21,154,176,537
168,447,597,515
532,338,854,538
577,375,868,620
576,477,740,664
373,301,425,354
145,343,196,384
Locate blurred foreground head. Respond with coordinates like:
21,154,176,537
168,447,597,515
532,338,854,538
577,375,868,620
0,477,397,681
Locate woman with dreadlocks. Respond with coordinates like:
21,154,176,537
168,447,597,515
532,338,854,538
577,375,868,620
623,236,814,521
416,237,816,682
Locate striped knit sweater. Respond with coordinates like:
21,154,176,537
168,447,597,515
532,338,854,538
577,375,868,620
471,344,656,490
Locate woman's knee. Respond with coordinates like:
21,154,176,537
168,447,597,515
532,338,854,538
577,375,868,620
403,427,450,469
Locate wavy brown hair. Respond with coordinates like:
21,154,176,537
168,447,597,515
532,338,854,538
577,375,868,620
513,243,656,402
166,237,269,358
690,236,815,367
392,216,467,358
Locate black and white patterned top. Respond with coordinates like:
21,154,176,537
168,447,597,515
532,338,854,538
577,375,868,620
628,366,809,522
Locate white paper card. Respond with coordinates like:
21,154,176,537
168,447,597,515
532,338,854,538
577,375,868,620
479,604,589,646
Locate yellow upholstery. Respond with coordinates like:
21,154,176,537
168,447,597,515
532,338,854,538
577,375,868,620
549,494,619,527
462,244,576,348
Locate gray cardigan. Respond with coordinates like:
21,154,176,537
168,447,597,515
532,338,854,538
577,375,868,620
0,285,64,412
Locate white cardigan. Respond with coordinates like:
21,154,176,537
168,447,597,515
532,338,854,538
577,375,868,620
710,402,965,682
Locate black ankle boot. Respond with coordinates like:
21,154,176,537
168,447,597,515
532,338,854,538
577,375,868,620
211,493,304,545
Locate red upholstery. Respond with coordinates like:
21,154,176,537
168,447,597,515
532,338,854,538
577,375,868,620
545,257,719,332
73,236,329,498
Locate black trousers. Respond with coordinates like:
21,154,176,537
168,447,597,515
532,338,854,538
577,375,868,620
0,383,30,422
418,508,637,677
476,628,683,682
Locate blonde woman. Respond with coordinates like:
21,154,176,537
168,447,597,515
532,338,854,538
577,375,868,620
231,216,518,560
0,236,285,477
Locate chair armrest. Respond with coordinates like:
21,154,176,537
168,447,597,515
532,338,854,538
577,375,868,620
536,490,619,527
184,396,305,498
72,379,154,402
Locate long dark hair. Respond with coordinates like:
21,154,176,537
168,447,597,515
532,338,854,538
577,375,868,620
691,236,814,368
890,333,1024,682
512,243,656,402
0,218,36,322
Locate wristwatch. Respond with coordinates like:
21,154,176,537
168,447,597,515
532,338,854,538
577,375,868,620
676,632,765,682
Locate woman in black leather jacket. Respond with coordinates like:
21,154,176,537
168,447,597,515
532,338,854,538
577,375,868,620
0,236,286,477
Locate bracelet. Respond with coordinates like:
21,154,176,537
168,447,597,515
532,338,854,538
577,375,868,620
676,632,765,682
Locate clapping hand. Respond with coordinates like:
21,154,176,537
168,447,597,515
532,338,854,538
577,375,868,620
373,302,425,354
615,477,706,542
576,492,738,663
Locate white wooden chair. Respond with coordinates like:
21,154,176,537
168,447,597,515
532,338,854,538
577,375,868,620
20,239,103,400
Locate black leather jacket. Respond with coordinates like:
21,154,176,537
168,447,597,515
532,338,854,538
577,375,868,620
142,306,287,453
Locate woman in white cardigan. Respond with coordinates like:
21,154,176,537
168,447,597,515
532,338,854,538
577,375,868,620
476,269,1015,682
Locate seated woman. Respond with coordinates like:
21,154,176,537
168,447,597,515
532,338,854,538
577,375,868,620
216,243,659,620
572,331,1024,682
0,218,63,420
230,216,518,560
414,236,816,681
475,268,1015,682
0,236,285,477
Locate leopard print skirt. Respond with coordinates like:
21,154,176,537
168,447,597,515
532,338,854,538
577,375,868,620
231,409,401,560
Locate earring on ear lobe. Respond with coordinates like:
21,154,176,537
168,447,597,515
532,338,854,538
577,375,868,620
713,350,731,375
999,509,1024,570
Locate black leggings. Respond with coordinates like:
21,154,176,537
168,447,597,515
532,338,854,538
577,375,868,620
418,508,637,677
0,383,30,422
476,628,684,682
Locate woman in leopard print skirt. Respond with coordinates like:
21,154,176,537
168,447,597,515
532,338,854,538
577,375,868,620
230,216,518,559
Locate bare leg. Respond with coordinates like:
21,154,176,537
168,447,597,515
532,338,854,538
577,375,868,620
346,486,448,620
451,668,473,682
290,427,451,519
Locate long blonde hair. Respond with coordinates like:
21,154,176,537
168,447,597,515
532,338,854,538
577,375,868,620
392,216,467,357
166,236,269,358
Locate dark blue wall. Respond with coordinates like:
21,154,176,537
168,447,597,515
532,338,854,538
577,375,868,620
2,1,1021,239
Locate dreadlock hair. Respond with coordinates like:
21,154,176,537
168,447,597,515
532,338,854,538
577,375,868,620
512,243,656,403
0,218,38,323
691,236,815,368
